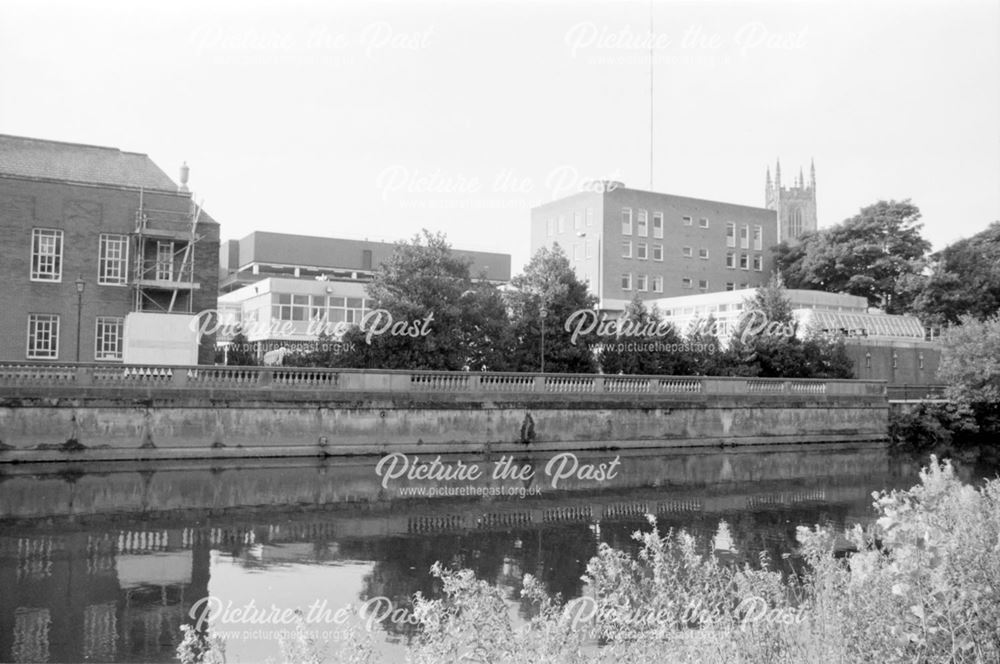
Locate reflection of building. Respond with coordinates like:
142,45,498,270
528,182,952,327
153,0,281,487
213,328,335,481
0,134,221,364
647,288,939,384
530,182,777,310
216,231,511,353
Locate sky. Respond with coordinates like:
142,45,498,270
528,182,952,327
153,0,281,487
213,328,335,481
1,0,998,272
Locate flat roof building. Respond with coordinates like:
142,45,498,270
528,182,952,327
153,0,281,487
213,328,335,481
220,231,510,293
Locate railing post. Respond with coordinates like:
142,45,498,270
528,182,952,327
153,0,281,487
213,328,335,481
259,368,273,386
173,368,188,388
76,365,93,386
534,375,546,392
594,376,605,393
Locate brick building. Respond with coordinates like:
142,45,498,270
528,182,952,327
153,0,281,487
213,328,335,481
531,181,778,310
0,135,220,364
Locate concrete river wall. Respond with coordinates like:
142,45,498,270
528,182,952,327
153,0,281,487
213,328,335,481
0,363,889,463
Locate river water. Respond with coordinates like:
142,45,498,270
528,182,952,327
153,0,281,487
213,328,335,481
0,444,968,663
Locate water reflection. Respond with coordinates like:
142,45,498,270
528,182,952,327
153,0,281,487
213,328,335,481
0,444,922,662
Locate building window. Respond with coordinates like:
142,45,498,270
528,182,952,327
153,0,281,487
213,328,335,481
753,254,763,271
573,211,581,230
585,240,593,259
740,225,749,249
637,274,648,291
698,248,709,260
698,279,709,292
547,218,555,236
27,314,59,359
30,229,63,282
156,241,174,281
739,282,749,289
98,234,128,285
586,208,593,227
621,273,632,290
790,208,804,238
94,317,124,361
682,215,693,226
652,276,663,293
740,253,749,269
637,210,648,237
557,216,566,234
636,242,648,260
726,222,736,248
699,217,709,229
652,212,663,238
726,252,735,268
327,296,368,324
725,282,735,291
621,208,633,235
622,240,632,258
753,225,763,250
573,244,583,261
682,246,693,258
652,244,663,261
682,277,693,289
272,293,310,321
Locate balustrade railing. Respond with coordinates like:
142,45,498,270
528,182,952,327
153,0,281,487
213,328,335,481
0,362,887,400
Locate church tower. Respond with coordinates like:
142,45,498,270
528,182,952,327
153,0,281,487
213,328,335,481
765,158,817,244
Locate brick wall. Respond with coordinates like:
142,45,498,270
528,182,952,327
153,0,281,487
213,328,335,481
845,341,942,385
0,177,219,364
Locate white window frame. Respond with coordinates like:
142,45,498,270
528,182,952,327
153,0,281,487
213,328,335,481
621,208,633,235
26,314,59,359
726,222,736,248
753,225,763,250
585,240,593,259
636,210,648,237
753,254,763,271
740,253,749,270
682,215,693,226
636,274,648,292
682,246,693,258
621,273,633,290
557,216,566,234
682,278,693,289
699,217,709,229
573,243,583,261
574,211,582,230
725,282,735,291
622,239,632,258
636,242,648,260
726,252,735,268
547,218,555,237
698,279,709,292
652,244,663,261
94,316,124,361
156,241,174,281
98,234,129,286
652,212,663,239
652,276,663,293
740,225,750,249
585,207,594,227
30,228,63,282
698,248,709,260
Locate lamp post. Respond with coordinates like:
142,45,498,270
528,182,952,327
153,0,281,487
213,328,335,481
75,276,85,362
539,306,547,373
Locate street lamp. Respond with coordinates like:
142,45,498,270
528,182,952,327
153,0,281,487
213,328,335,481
539,306,547,373
75,276,85,362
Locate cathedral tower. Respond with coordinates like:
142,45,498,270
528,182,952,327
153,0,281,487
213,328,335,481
765,158,817,244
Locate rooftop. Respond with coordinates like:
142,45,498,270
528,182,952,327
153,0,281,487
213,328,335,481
0,134,180,192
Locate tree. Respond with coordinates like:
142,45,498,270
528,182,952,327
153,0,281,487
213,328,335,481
505,245,598,373
936,314,1000,430
597,294,686,375
775,200,930,313
330,230,513,370
910,221,1000,326
225,330,256,365
723,273,853,378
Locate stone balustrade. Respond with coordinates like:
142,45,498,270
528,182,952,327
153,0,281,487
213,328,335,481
0,362,886,399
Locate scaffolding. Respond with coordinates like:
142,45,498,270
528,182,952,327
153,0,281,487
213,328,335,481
130,188,205,313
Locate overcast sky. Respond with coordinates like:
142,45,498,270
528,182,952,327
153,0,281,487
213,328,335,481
2,0,998,271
